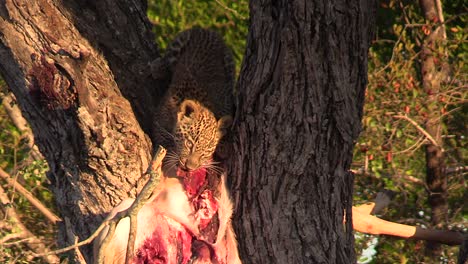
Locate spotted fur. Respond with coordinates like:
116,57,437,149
174,100,231,171
152,28,234,172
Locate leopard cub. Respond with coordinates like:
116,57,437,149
170,99,231,172
152,28,234,173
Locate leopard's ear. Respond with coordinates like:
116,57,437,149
177,100,199,122
217,115,233,137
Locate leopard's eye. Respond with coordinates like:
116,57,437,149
185,140,193,149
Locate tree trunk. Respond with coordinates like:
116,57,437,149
0,0,378,262
0,0,161,260
418,0,449,257
230,0,376,263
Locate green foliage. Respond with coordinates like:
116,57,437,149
354,0,467,262
0,87,55,263
0,109,26,170
0,0,465,262
147,0,249,73
0,2,249,262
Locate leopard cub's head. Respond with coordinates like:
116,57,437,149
173,99,232,172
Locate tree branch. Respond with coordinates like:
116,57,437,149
353,190,394,215
353,208,465,245
434,0,447,41
33,146,166,262
393,114,444,151
352,190,465,245
0,232,28,244
64,217,87,264
0,3,155,257
0,168,61,224
0,185,59,263
123,146,166,262
0,92,42,160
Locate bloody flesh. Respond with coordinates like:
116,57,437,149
133,167,222,263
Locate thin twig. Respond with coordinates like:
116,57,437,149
435,0,447,40
65,217,87,264
393,135,426,155
0,168,61,224
431,106,462,122
401,175,424,185
124,146,166,262
33,218,109,257
214,0,247,20
2,237,34,246
96,219,117,264
393,114,444,152
97,146,166,263
73,237,87,264
34,146,166,262
374,25,408,75
352,189,466,245
0,232,26,244
1,92,43,160
0,185,60,264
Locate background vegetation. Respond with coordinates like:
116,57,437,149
353,1,466,263
0,0,465,263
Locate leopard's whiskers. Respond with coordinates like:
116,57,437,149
202,161,224,175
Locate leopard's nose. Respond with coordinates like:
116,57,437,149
184,154,201,171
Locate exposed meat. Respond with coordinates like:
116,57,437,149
94,167,241,264
196,190,219,232
177,167,207,197
133,215,193,264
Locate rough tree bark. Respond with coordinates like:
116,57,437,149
418,0,449,257
0,0,377,263
0,0,161,260
230,0,376,263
